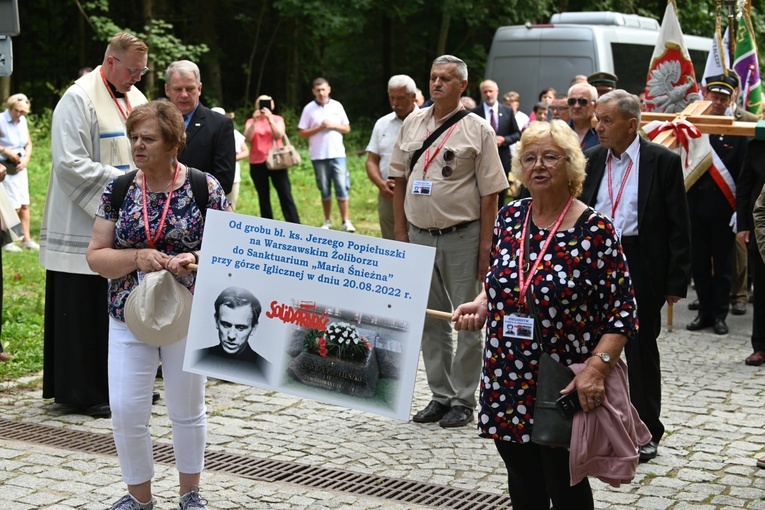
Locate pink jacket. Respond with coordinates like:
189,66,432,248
569,359,651,487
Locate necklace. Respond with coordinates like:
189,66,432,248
145,175,174,194
533,197,570,230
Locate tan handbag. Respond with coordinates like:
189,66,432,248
265,134,302,170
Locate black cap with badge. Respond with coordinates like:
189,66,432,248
705,73,739,96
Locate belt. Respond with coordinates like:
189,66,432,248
411,220,475,236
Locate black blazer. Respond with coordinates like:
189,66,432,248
736,139,765,247
581,137,691,299
179,103,236,194
471,103,520,171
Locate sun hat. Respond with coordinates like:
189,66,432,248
124,270,193,346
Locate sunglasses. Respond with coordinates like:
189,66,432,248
441,149,455,177
567,97,591,107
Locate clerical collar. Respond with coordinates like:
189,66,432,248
106,79,125,99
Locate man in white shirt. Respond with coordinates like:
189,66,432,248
298,78,355,232
365,75,418,239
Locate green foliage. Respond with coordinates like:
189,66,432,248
84,2,210,72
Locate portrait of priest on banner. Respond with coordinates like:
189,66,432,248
195,286,272,382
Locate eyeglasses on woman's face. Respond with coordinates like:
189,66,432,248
520,153,569,169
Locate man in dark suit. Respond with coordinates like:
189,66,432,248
165,60,235,194
199,286,271,380
581,89,691,463
472,79,520,206
736,139,765,366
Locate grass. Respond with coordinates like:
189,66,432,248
0,115,381,382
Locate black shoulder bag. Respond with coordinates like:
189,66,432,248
527,205,593,448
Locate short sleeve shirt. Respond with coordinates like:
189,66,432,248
96,169,230,321
365,111,406,181
298,99,349,160
389,104,508,229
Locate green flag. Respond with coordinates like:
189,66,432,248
733,13,762,117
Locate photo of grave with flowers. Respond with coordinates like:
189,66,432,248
303,322,372,362
283,302,408,407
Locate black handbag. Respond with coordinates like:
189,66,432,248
531,352,575,447
522,204,577,447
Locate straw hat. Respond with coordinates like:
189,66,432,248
124,270,193,346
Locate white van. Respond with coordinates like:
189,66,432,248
485,11,712,113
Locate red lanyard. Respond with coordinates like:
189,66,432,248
99,68,132,122
517,196,574,306
141,162,181,249
422,109,463,175
606,153,633,219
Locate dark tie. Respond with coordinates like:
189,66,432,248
490,109,498,132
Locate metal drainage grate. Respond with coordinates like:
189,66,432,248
0,418,512,509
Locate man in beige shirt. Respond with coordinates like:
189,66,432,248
389,55,507,427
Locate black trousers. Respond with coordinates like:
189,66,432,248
494,440,593,510
622,239,665,444
249,162,301,224
691,213,734,320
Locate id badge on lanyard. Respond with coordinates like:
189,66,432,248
503,313,535,340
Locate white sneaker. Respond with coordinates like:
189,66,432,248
342,220,356,233
3,243,22,252
321,220,332,229
20,239,40,250
110,494,155,510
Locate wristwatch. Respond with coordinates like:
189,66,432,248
592,352,612,368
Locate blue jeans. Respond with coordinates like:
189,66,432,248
311,158,349,200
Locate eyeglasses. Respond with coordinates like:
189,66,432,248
520,153,569,169
567,97,591,107
550,106,569,112
113,56,149,77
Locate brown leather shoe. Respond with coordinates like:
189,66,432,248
757,455,765,469
745,351,765,366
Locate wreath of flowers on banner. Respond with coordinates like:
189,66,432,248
303,322,371,362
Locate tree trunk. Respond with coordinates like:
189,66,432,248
143,0,156,97
437,11,451,56
197,0,222,105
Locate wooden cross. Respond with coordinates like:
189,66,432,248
639,100,759,331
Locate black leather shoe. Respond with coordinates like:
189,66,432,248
83,403,111,419
686,315,712,331
413,400,450,423
714,318,729,335
688,299,700,310
731,302,747,315
639,440,658,463
439,405,474,428
152,392,161,404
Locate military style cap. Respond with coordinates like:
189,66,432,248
587,71,618,88
705,73,739,96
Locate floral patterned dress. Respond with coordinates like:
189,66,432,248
479,198,637,443
96,169,230,321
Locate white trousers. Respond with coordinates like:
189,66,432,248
109,318,207,485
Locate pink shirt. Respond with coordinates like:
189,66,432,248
246,115,284,164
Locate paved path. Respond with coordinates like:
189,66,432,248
0,297,764,509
